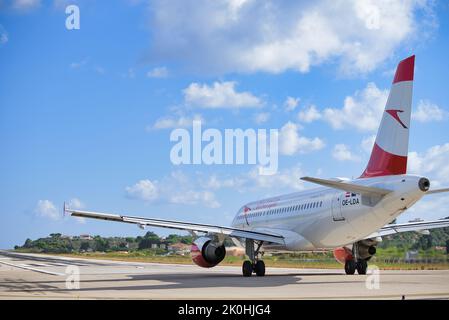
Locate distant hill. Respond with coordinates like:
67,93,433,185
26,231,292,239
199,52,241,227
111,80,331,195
15,226,449,255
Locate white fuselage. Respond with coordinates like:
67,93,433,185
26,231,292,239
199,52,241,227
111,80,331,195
230,174,426,251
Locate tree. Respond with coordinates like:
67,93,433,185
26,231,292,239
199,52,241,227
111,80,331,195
143,231,160,243
80,242,90,251
446,240,449,255
49,233,62,238
23,238,33,248
94,237,109,252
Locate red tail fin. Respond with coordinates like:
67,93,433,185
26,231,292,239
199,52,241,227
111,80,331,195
360,55,415,178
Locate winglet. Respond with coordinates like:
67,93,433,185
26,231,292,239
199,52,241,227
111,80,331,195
63,201,69,217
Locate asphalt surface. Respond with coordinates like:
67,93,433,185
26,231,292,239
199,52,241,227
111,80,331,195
1,250,448,299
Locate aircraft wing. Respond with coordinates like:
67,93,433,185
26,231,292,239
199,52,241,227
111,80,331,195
64,206,285,244
365,218,449,238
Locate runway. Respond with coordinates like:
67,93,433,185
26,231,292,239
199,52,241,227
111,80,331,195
1,250,449,299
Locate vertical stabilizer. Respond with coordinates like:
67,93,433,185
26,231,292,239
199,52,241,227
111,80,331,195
360,55,415,178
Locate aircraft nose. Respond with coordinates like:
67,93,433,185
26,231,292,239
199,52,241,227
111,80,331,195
418,177,430,192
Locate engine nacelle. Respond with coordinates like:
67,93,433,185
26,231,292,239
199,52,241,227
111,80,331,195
333,247,353,264
191,237,226,268
357,243,377,261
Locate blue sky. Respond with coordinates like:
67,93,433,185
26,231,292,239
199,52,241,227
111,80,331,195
1,0,449,249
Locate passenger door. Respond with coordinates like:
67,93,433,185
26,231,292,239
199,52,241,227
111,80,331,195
331,193,344,221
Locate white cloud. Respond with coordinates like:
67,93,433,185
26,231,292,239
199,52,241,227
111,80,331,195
170,190,220,208
284,96,300,112
412,100,447,122
279,121,325,155
125,179,159,201
183,81,263,109
247,165,306,191
361,135,376,153
298,105,321,123
201,165,306,193
68,198,84,209
94,66,105,74
12,0,41,11
323,82,388,131
150,114,204,130
401,143,449,222
35,200,59,220
125,171,220,208
332,144,361,162
0,25,8,45
148,0,435,75
408,143,449,188
254,112,270,124
147,66,169,78
70,58,89,69
67,198,86,223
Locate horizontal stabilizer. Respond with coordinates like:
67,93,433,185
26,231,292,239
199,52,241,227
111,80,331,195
300,176,391,196
426,187,449,195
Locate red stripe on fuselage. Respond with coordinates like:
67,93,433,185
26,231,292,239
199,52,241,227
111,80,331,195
360,143,407,178
392,55,415,84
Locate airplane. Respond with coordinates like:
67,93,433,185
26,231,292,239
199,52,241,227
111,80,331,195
65,55,449,277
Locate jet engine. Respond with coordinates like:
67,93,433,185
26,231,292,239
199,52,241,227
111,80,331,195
356,241,377,261
333,247,353,264
333,240,377,264
191,237,226,268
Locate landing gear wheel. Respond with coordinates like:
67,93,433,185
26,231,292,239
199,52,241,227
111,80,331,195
242,260,253,277
344,260,356,275
254,260,265,277
356,259,368,275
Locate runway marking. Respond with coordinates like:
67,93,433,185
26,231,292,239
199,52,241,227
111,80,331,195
0,260,65,276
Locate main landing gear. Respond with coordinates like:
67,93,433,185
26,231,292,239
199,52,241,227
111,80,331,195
344,259,367,275
344,240,374,275
242,239,265,277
